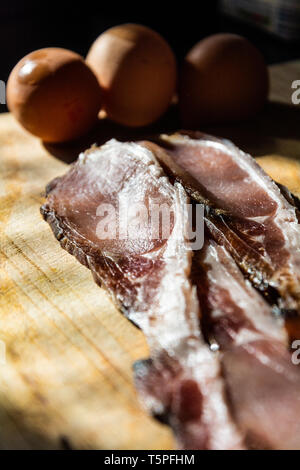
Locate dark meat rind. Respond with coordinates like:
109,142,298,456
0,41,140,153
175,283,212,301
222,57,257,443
277,182,300,220
41,139,244,450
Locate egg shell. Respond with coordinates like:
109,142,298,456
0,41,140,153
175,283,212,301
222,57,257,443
7,48,102,142
86,24,177,127
180,34,269,126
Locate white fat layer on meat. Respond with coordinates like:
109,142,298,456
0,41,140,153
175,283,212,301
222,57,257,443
145,182,244,449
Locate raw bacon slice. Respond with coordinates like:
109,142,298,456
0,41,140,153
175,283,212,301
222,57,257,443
41,139,244,450
194,239,300,450
142,132,300,318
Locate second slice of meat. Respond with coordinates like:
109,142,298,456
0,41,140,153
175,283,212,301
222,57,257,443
142,132,300,320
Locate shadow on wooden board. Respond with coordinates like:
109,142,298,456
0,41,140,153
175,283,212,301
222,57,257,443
0,405,72,449
43,105,180,165
207,101,300,158
43,100,300,165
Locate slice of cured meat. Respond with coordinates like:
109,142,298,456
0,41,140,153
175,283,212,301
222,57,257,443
41,139,244,450
142,132,300,319
194,239,300,450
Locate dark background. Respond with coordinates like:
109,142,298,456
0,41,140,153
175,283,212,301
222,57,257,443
1,0,300,112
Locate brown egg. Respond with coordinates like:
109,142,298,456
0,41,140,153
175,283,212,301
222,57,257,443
180,34,269,127
7,48,102,142
86,24,176,127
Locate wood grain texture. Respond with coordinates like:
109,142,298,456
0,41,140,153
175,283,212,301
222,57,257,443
0,114,173,450
0,61,300,449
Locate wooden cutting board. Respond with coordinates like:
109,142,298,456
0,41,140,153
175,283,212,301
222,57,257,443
0,61,300,450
